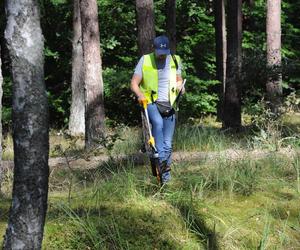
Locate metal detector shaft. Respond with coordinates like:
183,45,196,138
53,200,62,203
144,108,152,140
141,99,158,153
140,99,161,185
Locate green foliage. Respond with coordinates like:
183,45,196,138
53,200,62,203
2,77,12,132
103,67,140,125
98,0,137,68
39,0,72,127
1,0,300,128
179,77,219,117
47,87,71,128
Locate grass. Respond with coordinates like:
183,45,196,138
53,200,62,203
1,114,300,249
2,152,300,249
3,113,299,161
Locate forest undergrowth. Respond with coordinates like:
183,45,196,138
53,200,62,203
1,113,300,249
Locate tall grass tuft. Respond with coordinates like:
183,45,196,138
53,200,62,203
174,125,229,152
59,204,105,250
111,126,142,156
258,216,271,250
204,158,260,196
292,154,300,193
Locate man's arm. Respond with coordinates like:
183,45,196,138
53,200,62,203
130,74,145,102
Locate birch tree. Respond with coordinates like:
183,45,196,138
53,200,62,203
3,0,49,248
69,0,85,136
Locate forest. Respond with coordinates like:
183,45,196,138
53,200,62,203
0,0,300,249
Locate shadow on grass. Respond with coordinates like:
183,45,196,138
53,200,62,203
45,201,203,249
175,203,219,250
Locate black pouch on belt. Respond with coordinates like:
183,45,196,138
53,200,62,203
155,101,175,117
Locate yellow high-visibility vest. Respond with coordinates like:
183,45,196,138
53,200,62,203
140,53,180,106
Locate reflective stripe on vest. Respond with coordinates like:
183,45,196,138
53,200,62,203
140,53,180,106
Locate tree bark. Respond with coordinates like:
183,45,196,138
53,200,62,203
166,0,176,54
247,0,255,8
135,0,156,155
266,0,282,113
0,47,3,194
136,0,156,56
3,0,49,248
69,0,85,136
214,0,227,121
223,0,242,129
80,0,105,149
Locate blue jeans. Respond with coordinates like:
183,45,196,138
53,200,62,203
147,103,176,183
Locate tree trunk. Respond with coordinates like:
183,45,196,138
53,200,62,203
136,0,156,56
166,0,176,54
214,0,227,121
247,0,255,8
80,0,105,149
223,0,242,129
3,0,49,248
266,0,282,113
69,0,85,136
0,47,3,194
135,0,156,155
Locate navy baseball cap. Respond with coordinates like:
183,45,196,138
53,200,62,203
154,35,170,55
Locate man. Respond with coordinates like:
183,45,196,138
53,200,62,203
131,35,184,184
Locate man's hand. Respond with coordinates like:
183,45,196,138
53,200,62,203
138,95,148,109
138,94,146,104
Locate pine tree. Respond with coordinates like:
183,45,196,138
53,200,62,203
166,0,176,53
223,0,242,129
80,0,105,149
136,0,156,56
214,0,227,121
0,47,3,194
266,0,282,114
135,0,156,155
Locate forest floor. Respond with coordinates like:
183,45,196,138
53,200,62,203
1,113,300,249
2,147,299,171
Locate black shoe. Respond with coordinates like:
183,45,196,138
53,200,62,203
161,162,171,174
150,157,158,177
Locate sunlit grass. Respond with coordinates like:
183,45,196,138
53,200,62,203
37,153,300,249
1,153,300,249
3,113,300,162
1,114,300,249
173,125,230,152
110,126,142,156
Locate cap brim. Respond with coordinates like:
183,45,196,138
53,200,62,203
155,49,170,55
